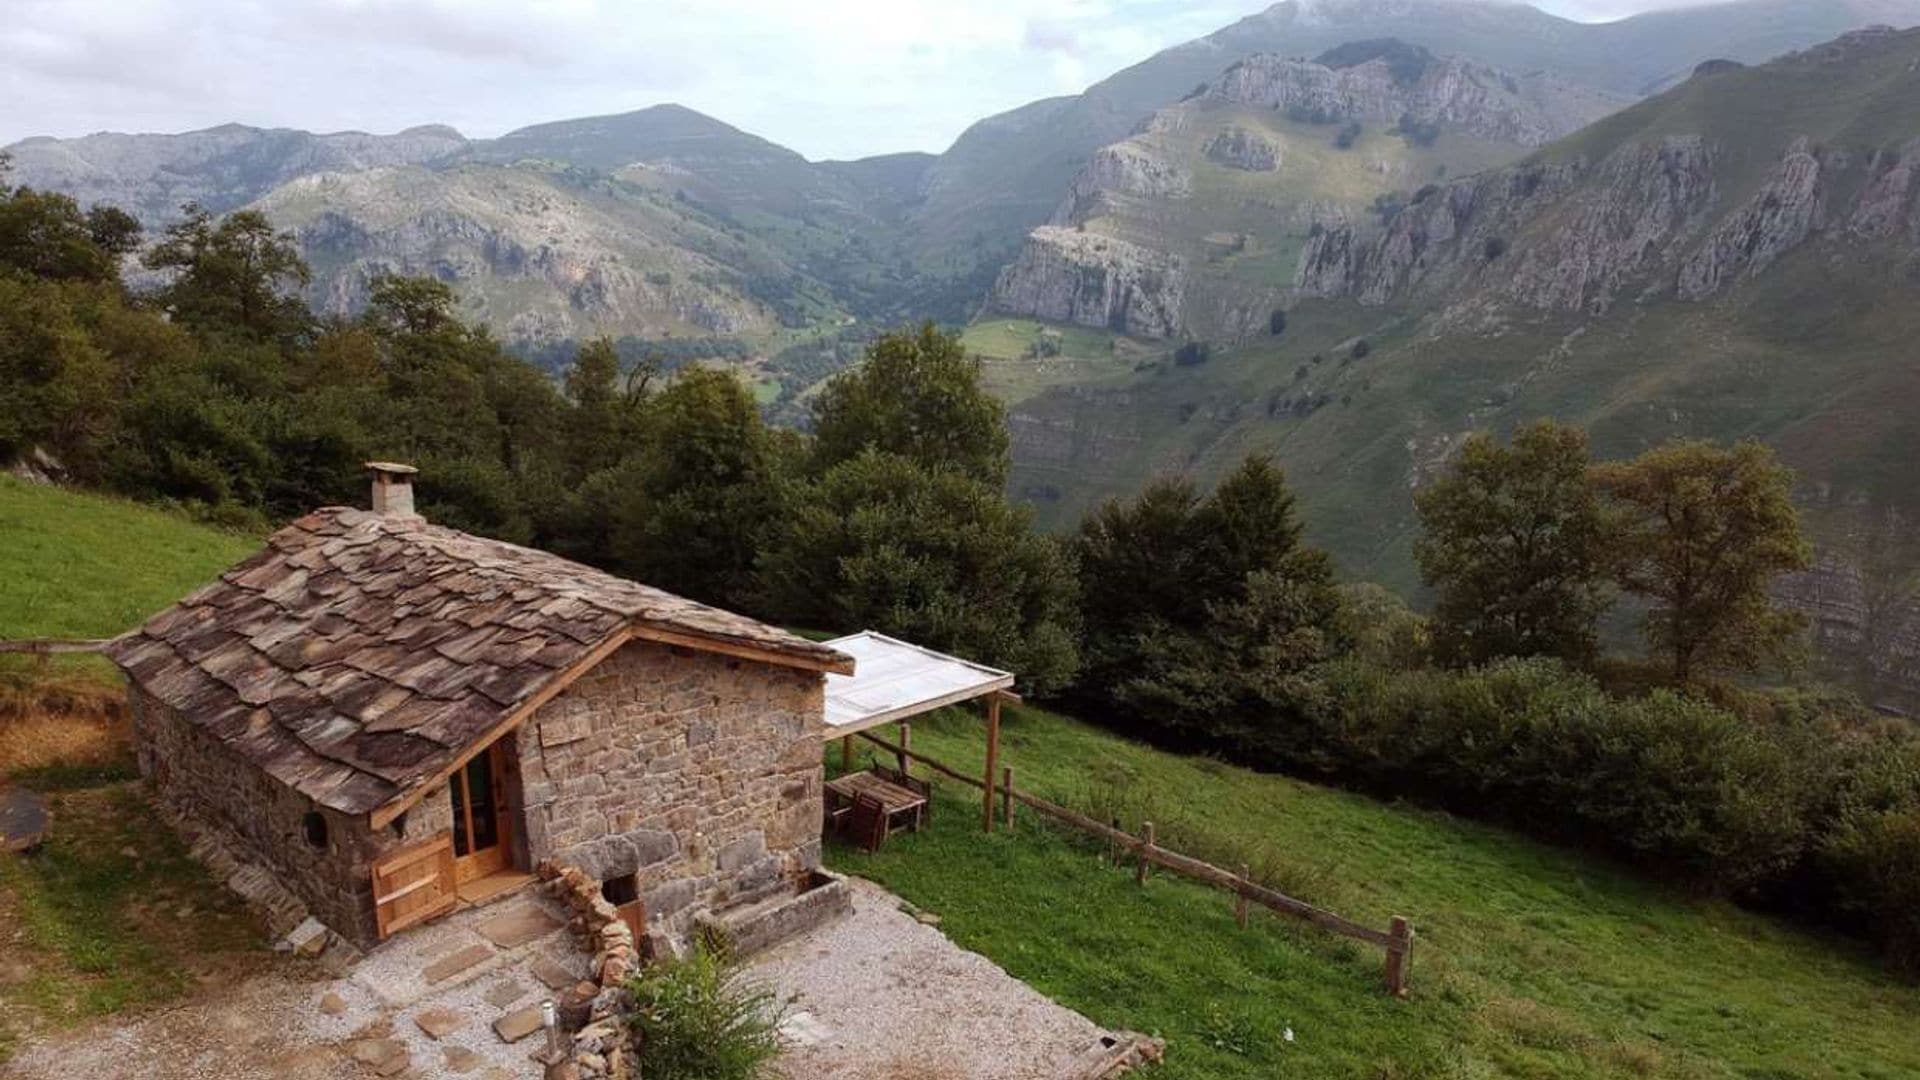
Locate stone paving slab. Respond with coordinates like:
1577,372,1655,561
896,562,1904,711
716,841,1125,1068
492,1004,545,1044
476,906,562,950
424,944,496,985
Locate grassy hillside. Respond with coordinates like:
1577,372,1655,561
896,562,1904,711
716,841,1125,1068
0,477,254,650
831,707,1920,1079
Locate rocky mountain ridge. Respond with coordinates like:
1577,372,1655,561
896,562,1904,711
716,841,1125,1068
984,41,1622,341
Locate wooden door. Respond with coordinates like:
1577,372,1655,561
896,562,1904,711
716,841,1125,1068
450,741,514,885
372,834,456,938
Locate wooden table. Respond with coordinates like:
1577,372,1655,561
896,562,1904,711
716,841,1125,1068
826,770,928,849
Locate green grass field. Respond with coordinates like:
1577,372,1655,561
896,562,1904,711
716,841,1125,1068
0,476,256,659
829,707,1920,1079
0,479,267,1059
5,478,1917,1076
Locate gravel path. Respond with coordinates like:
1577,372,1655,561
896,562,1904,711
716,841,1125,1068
748,877,1112,1080
5,892,587,1080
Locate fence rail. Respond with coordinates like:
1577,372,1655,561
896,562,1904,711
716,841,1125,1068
0,639,112,655
854,728,1416,996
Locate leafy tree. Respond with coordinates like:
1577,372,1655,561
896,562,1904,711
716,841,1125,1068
563,337,640,480
366,274,459,337
1594,439,1812,683
145,204,312,341
0,183,139,284
1268,308,1288,336
609,367,781,608
1076,455,1344,747
1415,421,1612,666
758,449,1080,693
810,322,1010,486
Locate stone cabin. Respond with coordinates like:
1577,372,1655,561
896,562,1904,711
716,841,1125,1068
104,465,853,950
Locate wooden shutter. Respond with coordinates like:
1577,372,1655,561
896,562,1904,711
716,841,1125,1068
372,833,457,939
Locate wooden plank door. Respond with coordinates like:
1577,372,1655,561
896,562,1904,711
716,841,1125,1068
372,833,456,939
450,741,514,885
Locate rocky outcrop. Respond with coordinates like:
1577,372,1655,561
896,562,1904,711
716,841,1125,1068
1208,52,1618,147
257,165,772,344
1204,127,1281,171
1051,141,1192,225
987,226,1186,338
1849,138,1920,241
1297,135,1718,313
1678,138,1826,298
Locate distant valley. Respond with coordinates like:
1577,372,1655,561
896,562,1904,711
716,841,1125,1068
9,0,1920,709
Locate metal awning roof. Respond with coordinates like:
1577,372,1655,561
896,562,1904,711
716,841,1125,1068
822,631,1015,736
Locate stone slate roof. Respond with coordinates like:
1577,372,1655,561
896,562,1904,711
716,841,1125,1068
106,507,850,817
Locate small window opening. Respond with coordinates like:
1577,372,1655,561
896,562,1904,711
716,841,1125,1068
601,875,639,906
303,811,329,849
389,812,408,839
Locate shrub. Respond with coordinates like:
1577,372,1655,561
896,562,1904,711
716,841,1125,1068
1268,308,1288,336
1349,339,1371,360
627,946,788,1080
1293,659,1822,893
1484,236,1509,260
1173,341,1212,367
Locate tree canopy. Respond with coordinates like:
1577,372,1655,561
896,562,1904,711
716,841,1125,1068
1595,439,1811,683
1415,420,1612,666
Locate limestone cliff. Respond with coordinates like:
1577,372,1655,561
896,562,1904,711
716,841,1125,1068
257,165,776,344
1209,49,1621,148
985,227,1186,339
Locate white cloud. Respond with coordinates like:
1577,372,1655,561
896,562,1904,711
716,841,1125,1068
0,0,1245,158
1,0,1719,158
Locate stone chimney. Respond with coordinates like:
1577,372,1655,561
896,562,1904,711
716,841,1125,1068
365,461,419,518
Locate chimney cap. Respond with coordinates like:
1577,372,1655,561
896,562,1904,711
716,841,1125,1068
364,461,418,477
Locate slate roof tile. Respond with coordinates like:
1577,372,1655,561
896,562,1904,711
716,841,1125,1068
106,506,851,816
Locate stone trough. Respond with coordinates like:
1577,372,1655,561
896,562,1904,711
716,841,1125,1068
696,869,853,958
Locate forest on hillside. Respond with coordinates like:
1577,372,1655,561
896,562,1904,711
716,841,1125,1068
3,175,1918,978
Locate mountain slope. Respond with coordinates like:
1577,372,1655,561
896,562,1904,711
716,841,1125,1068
910,0,1920,283
983,42,1625,340
1001,26,1920,709
0,123,468,225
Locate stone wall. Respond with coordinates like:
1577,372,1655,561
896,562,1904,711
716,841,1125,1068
518,639,825,948
128,687,400,946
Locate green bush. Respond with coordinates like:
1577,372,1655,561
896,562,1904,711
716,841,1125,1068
1294,659,1826,894
626,947,788,1080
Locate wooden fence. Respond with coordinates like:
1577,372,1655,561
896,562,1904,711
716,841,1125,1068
855,727,1416,996
0,639,112,655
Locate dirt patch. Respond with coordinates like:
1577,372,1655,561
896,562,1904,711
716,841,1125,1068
0,677,129,779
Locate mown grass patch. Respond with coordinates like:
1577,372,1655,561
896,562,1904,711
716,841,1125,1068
826,705,1920,1079
0,476,256,686
0,781,268,1061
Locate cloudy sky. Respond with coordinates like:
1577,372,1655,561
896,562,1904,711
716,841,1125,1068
3,0,1714,161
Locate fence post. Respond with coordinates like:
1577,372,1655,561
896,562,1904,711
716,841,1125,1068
898,722,912,776
1235,864,1251,930
1135,822,1155,885
1384,916,1414,997
1107,817,1121,866
1001,766,1014,829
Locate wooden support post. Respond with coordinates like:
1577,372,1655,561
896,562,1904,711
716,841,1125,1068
1001,767,1014,829
1384,916,1414,997
981,695,1001,834
1235,864,1251,930
840,734,852,773
897,722,912,777
1136,822,1155,885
